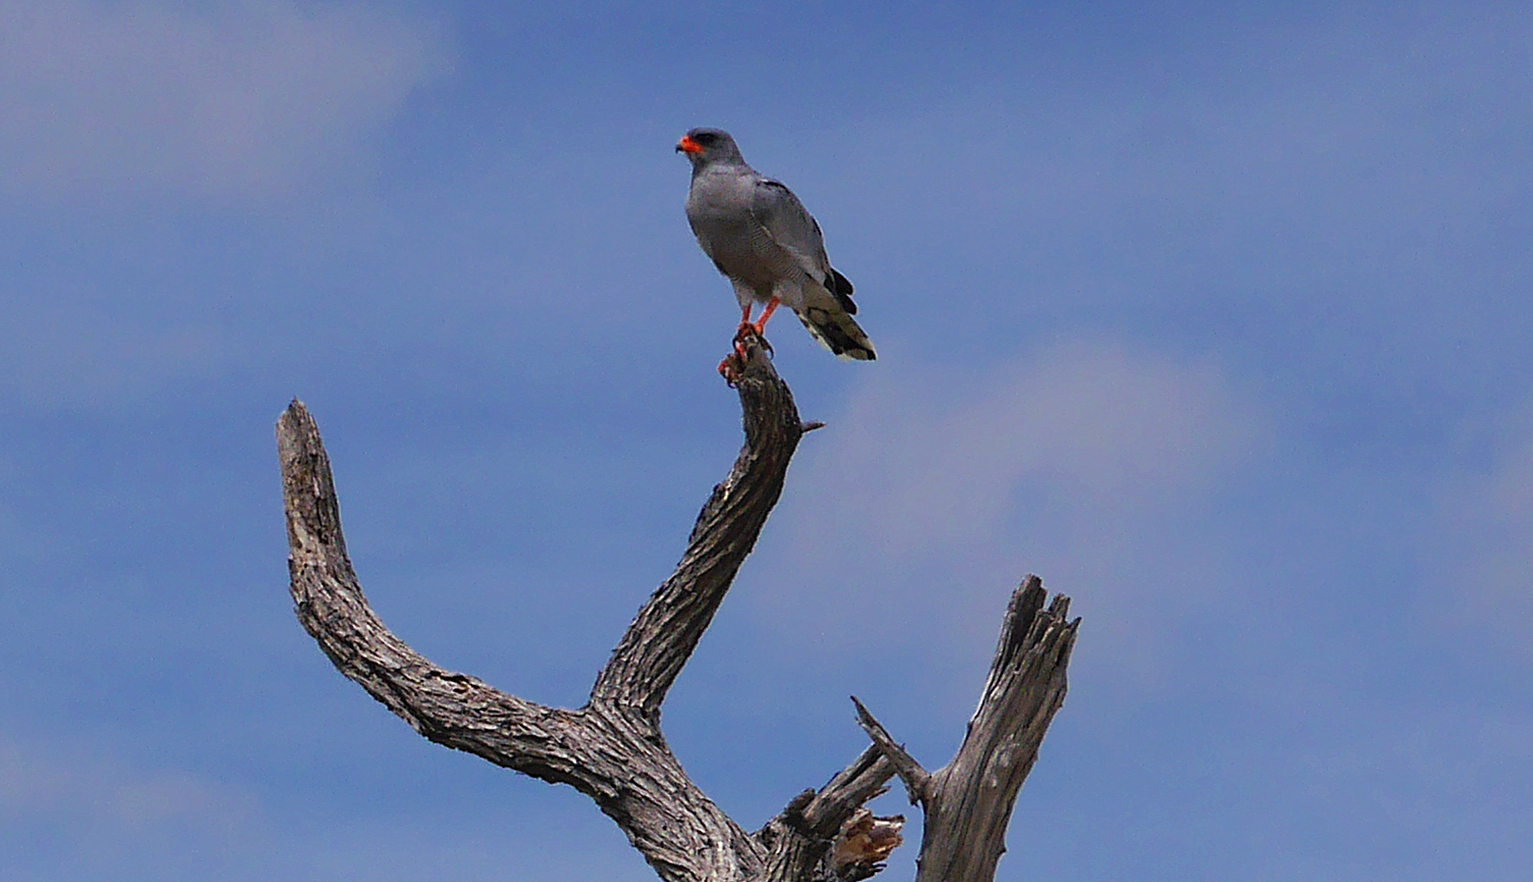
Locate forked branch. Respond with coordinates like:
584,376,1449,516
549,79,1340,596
277,336,1078,882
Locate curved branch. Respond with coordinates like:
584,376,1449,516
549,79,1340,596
279,400,600,788
276,337,837,882
278,335,1078,882
591,340,806,719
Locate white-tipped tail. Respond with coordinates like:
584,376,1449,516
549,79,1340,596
795,299,876,361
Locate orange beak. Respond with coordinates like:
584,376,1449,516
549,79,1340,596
677,135,704,155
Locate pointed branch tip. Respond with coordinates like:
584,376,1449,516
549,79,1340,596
850,696,930,805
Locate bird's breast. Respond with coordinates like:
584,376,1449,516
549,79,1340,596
686,170,794,295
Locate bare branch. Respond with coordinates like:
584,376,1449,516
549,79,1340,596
757,745,899,882
851,697,932,805
278,395,765,882
279,400,596,786
908,576,1079,882
591,338,805,720
278,335,1078,882
798,745,896,835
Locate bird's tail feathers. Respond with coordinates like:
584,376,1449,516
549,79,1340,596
796,294,876,361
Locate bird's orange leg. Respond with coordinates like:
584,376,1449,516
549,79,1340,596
720,302,756,379
720,298,780,382
752,297,782,336
737,301,754,336
734,301,758,358
734,298,780,353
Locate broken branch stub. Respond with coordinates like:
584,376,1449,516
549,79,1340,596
277,336,1078,882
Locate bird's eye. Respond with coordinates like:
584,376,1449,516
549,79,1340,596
692,132,718,146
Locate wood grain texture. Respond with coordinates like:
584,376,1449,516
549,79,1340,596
277,337,1077,882
856,578,1079,882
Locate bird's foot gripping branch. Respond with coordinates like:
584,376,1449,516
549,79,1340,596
277,335,1077,882
719,325,775,386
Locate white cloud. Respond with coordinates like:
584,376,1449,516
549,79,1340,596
814,340,1251,540
0,738,233,826
752,338,1267,692
0,735,260,877
0,0,446,199
0,733,660,882
0,300,234,409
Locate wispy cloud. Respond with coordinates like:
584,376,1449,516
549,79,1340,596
0,299,233,410
0,734,656,881
1432,406,1533,661
753,338,1268,690
0,736,261,878
0,741,237,830
0,0,447,200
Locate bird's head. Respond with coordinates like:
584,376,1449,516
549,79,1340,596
676,128,744,168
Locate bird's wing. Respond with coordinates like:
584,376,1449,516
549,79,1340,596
747,179,856,311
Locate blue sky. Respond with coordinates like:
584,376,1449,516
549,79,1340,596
2,1,1530,879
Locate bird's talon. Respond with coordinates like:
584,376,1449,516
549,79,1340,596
718,348,748,386
731,323,773,356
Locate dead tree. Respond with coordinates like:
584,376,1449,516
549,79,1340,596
277,339,1079,882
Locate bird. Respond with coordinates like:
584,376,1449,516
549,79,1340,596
677,127,875,362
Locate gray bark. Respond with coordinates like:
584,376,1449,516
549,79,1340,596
277,337,1078,882
854,580,1076,882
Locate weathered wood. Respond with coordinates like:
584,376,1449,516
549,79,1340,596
855,577,1079,882
277,337,1078,882
851,697,931,802
591,341,804,720
756,745,909,882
